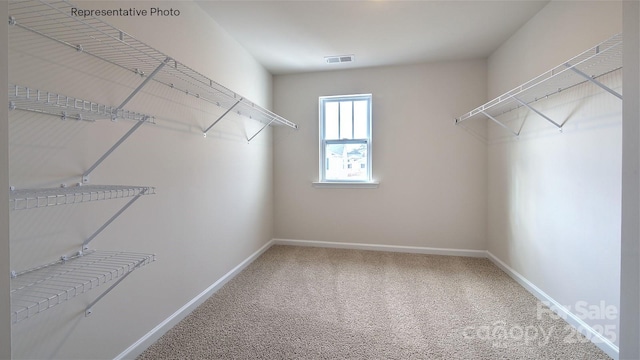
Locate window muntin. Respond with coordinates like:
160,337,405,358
319,94,372,182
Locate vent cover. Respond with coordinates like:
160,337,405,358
325,55,354,64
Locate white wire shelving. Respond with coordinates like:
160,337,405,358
9,84,152,122
10,184,155,211
10,249,155,324
6,0,180,324
8,183,156,322
8,81,158,184
455,33,623,136
10,183,155,251
8,0,300,323
8,0,298,142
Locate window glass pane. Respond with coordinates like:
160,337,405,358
320,94,372,182
324,101,339,140
339,101,353,139
353,100,368,139
324,142,368,181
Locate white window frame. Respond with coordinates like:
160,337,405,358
317,94,375,186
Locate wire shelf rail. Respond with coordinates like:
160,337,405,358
10,249,155,324
9,84,152,122
455,33,623,136
8,0,298,140
10,184,155,210
8,0,167,323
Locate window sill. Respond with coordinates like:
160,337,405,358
312,181,380,189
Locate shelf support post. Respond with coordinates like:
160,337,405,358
512,96,563,129
565,63,623,100
203,99,242,137
82,58,168,182
247,118,276,143
481,111,520,137
82,117,148,183
81,189,148,249
85,257,148,316
117,57,171,112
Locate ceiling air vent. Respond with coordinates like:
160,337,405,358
325,55,354,64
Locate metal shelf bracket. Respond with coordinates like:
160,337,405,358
82,117,148,183
247,118,276,143
81,188,149,249
512,96,563,130
565,62,623,100
454,33,622,140
82,58,168,182
481,110,521,137
9,0,297,141
117,57,171,115
203,99,242,137
10,250,155,323
85,257,147,317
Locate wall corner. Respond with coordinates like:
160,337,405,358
620,1,640,358
0,0,12,357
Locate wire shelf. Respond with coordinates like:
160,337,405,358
8,0,298,132
456,33,623,127
9,84,153,122
10,184,155,210
10,249,155,324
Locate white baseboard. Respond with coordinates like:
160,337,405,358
275,239,619,359
114,239,275,360
116,238,618,360
486,251,619,360
272,238,488,258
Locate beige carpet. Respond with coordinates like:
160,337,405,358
138,245,611,359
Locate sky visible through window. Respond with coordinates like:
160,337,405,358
324,100,368,140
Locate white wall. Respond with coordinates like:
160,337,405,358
8,1,275,358
273,60,487,250
1,1,12,357
620,1,640,358
486,0,622,349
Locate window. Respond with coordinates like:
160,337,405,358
319,94,372,183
